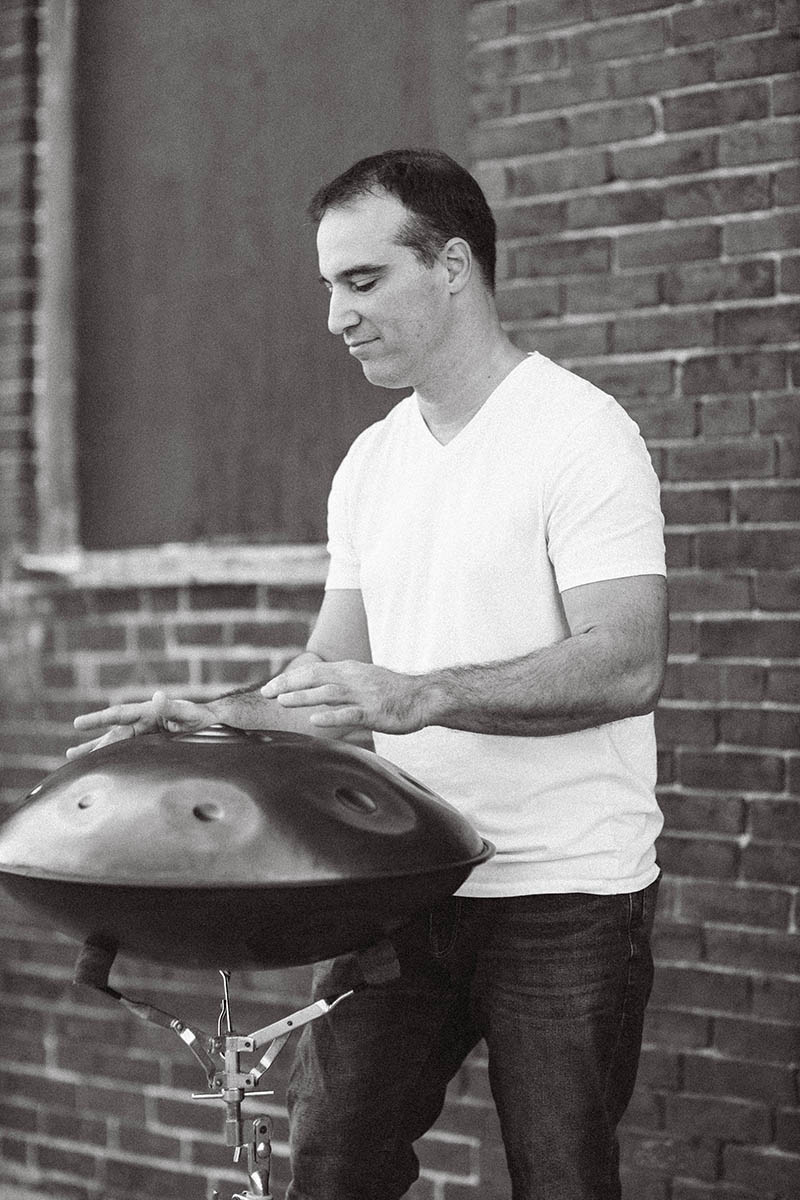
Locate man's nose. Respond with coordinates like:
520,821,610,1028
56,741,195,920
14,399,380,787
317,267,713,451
327,290,360,336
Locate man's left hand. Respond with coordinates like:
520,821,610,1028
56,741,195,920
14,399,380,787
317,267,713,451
261,660,430,734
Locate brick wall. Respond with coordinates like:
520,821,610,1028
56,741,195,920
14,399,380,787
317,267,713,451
0,1,37,556
468,1,800,1196
1,0,799,1197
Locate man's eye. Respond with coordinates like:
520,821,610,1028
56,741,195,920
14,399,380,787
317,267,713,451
351,279,377,293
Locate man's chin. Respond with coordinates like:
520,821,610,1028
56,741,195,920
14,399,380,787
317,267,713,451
359,359,409,390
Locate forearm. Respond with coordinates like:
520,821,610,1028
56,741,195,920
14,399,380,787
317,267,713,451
209,652,355,738
419,629,662,737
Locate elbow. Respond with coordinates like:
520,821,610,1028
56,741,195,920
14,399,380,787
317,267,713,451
623,660,666,718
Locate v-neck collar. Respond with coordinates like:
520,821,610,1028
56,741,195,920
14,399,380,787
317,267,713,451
410,354,538,452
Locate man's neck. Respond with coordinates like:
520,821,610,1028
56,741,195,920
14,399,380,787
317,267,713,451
414,331,528,446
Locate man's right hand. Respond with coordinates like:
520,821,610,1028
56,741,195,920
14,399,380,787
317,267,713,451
66,690,217,759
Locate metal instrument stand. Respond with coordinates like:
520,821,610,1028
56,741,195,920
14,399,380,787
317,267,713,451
73,944,354,1200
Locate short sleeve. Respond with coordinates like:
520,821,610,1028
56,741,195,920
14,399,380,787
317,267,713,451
543,402,666,593
324,454,362,590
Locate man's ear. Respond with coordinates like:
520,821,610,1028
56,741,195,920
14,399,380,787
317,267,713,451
442,238,473,293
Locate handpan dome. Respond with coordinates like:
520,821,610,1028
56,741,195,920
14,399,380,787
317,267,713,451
0,726,493,969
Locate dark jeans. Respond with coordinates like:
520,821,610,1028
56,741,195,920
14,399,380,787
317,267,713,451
286,876,660,1200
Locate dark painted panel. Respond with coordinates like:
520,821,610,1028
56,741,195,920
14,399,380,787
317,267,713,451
75,0,467,548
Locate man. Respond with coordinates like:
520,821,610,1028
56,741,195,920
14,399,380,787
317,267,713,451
70,149,668,1200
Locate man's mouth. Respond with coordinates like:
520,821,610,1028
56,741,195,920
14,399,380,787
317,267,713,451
346,338,378,353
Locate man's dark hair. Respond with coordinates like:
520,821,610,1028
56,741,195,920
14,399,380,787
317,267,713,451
309,148,497,291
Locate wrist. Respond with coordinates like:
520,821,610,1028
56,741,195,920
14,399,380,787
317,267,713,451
411,670,452,729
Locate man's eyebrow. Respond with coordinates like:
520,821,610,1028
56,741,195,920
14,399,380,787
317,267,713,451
318,264,386,285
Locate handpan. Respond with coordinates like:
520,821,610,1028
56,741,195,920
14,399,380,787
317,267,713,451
0,726,493,969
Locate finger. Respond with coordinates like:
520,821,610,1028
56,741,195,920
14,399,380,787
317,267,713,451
65,735,106,759
309,706,364,727
73,704,133,730
276,685,344,708
65,724,133,758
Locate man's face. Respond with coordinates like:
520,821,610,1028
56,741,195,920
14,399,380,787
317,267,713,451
316,191,451,389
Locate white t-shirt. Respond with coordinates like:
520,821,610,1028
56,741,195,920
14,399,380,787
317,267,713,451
325,353,666,896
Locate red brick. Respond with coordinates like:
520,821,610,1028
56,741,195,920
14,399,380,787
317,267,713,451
567,187,663,229
767,665,800,703
657,790,745,836
706,926,800,975
700,395,753,437
615,310,715,354
187,584,257,610
742,841,800,884
751,973,800,1021
699,616,800,658
515,67,611,115
678,748,785,792
776,1108,800,1153
35,1141,102,1178
683,1051,796,1104
716,302,800,347
618,224,720,269
679,879,792,928
495,280,561,321
568,100,657,146
754,394,799,435
655,705,717,746
777,252,796,291
472,115,568,160
511,236,610,277
666,613,697,653
173,621,227,646
650,917,704,962
720,123,800,169
619,1129,718,1182
672,0,775,45
506,148,610,196
775,77,800,117
104,1158,205,1199
723,1145,800,1193
660,488,731,527
652,960,753,1017
570,17,667,64
565,272,659,313
662,258,774,306
725,211,800,258
715,30,800,80
666,83,770,134
629,402,695,440
683,351,786,395
636,1045,681,1090
644,1008,710,1051
713,1015,799,1063
747,797,800,841
774,162,800,204
664,1093,772,1143
515,0,588,33
656,831,740,877
666,438,775,481
64,622,127,652
492,199,566,238
468,2,510,42
514,318,609,358
577,357,674,396
698,529,800,571
719,707,800,749
733,483,800,522
664,173,771,221
610,47,714,98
